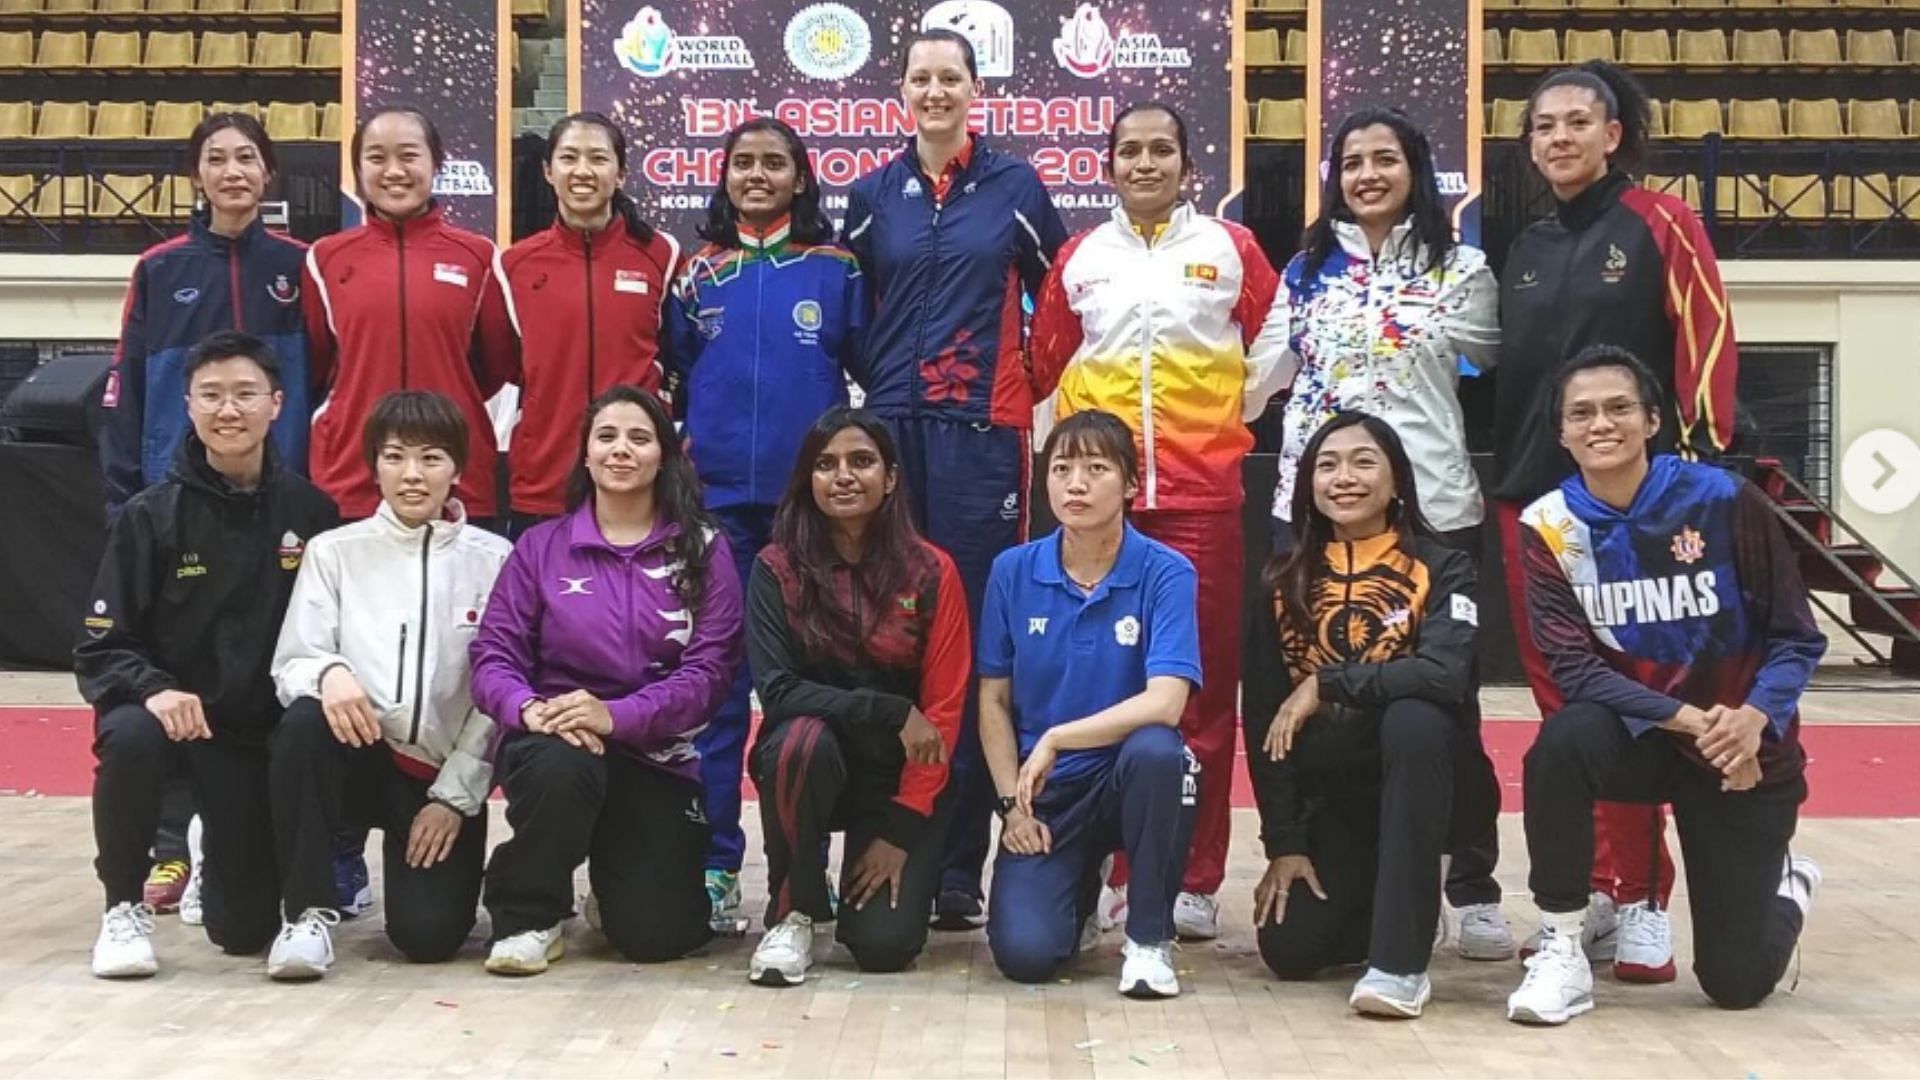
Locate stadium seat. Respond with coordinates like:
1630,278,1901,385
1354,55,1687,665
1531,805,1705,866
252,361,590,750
198,31,248,67
264,100,315,140
89,30,140,67
297,0,339,13
1621,29,1672,64
248,0,294,11
318,100,340,139
1835,174,1896,219
1647,98,1666,136
0,32,32,67
1284,28,1306,65
149,100,203,138
143,31,194,67
1573,0,1622,7
510,0,543,16
1517,0,1565,8
43,0,90,12
1565,29,1615,61
1484,28,1504,63
146,0,190,11
1253,98,1305,140
1623,0,1671,7
1729,0,1778,6
1768,175,1826,219
1668,98,1724,137
0,0,39,14
1910,99,1920,134
1787,97,1842,136
0,102,31,137
34,30,88,66
35,101,89,137
1245,28,1281,65
1713,174,1769,217
1845,29,1897,63
32,175,89,218
209,100,261,119
1847,98,1902,137
91,101,146,138
92,173,157,216
160,175,195,217
0,175,36,216
1490,98,1527,137
251,30,302,67
1675,0,1723,7
1898,177,1920,216
1732,29,1785,64
1676,29,1729,64
1643,173,1702,211
197,0,241,12
97,0,143,13
1905,28,1920,62
1788,29,1842,63
303,31,340,68
1508,29,1560,64
1729,98,1785,137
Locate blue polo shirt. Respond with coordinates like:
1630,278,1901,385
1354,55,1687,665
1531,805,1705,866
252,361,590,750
978,523,1203,783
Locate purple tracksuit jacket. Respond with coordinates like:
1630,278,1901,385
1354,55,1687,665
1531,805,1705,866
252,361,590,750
469,503,744,782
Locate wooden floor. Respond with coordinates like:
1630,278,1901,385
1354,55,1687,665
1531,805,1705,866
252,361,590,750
3,805,1918,1078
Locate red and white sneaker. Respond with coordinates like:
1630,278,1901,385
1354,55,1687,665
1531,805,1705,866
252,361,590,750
142,859,189,914
1612,900,1676,983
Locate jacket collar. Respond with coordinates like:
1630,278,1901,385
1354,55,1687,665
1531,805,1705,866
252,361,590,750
1555,168,1630,232
1321,530,1404,574
1107,202,1194,248
1332,216,1417,264
738,215,792,255
902,133,986,185
550,214,621,254
189,210,265,255
1034,521,1149,597
564,497,683,556
169,429,278,504
1563,453,1684,521
372,497,468,548
364,201,445,241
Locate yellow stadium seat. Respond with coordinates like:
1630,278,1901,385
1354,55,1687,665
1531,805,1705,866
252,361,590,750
1572,0,1622,7
208,100,261,119
1905,29,1920,62
1836,174,1895,219
44,0,90,11
143,31,194,67
1508,29,1560,64
35,101,89,137
1564,29,1614,62
198,31,248,67
1898,177,1920,216
1621,29,1671,64
1728,98,1784,137
264,100,315,140
0,0,40,13
33,175,89,218
0,102,31,137
510,0,543,15
1484,28,1504,63
1730,0,1778,5
160,176,196,217
1846,98,1901,136
297,0,339,13
1713,174,1768,217
1732,29,1785,64
1284,29,1306,65
303,31,340,68
1642,173,1702,210
1768,175,1826,219
1647,98,1666,136
91,101,146,137
1911,100,1920,134
1623,0,1670,7
0,175,36,217
1845,29,1897,63
1787,97,1843,136
1789,28,1842,63
34,30,88,66
1245,28,1280,66
250,30,301,67
1675,0,1723,7
197,0,241,12
1668,98,1724,137
248,0,293,11
1253,98,1305,140
1517,0,1565,7
1676,29,1729,64
0,32,32,67
149,100,203,138
319,101,341,140
1490,98,1527,137
89,30,140,66
92,173,158,217
146,0,190,10
97,0,143,12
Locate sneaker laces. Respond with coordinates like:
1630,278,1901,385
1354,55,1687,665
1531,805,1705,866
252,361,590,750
146,860,189,886
1126,938,1178,967
1618,903,1671,952
282,907,341,940
763,915,811,953
1518,933,1578,987
108,903,157,943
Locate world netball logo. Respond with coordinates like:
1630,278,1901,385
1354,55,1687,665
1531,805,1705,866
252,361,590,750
615,7,677,76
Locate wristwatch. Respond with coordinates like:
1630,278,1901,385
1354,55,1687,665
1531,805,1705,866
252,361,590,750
994,795,1017,818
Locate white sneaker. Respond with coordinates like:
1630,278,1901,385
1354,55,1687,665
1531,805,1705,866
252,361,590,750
1780,854,1821,917
1521,891,1618,963
1097,883,1129,932
1119,938,1179,999
486,924,566,976
1078,909,1105,953
179,815,205,926
582,891,601,931
1172,892,1219,941
749,912,814,987
1350,967,1432,1019
91,902,158,979
1612,901,1676,983
1455,903,1517,961
1507,930,1595,1025
267,908,340,981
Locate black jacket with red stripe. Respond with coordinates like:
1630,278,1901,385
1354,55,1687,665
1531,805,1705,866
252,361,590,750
1495,169,1739,503
500,218,681,516
302,205,520,518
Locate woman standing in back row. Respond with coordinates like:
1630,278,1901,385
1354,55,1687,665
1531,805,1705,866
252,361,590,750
1497,59,1740,982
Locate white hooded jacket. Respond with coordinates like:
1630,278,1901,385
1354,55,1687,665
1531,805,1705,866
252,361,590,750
271,499,512,814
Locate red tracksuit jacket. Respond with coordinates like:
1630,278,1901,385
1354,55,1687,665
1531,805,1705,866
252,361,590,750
302,205,520,518
500,218,681,516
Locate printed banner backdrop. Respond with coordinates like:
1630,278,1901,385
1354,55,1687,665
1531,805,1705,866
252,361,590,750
340,0,513,241
571,0,1237,238
1305,0,1481,246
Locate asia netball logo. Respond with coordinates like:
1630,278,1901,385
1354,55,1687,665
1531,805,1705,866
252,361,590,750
1051,2,1191,79
615,5,753,78
785,3,871,81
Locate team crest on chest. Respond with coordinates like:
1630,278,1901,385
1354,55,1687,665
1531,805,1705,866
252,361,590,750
1601,244,1628,284
1113,615,1140,646
268,274,299,304
1670,525,1706,565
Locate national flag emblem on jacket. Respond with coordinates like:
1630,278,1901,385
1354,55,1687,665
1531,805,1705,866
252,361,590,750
1184,263,1219,282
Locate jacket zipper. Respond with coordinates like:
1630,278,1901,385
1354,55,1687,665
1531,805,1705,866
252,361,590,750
849,562,869,666
1137,225,1159,510
396,225,412,388
1342,540,1355,662
749,255,764,504
583,229,598,406
408,523,430,744
394,623,407,701
228,241,246,332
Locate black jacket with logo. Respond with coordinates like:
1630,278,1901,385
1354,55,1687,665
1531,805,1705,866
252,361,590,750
1495,168,1739,503
74,432,339,742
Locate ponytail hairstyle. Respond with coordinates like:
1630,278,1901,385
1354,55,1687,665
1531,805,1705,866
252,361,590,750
1298,106,1454,282
545,111,657,246
1521,60,1653,176
696,117,834,248
350,106,443,215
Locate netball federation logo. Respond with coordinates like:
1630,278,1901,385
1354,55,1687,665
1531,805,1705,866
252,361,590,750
920,0,1014,77
785,3,871,81
1052,4,1115,78
616,6,752,79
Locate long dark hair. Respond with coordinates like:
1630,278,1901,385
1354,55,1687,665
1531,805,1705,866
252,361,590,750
770,406,933,659
546,111,657,246
1522,60,1653,177
696,117,834,248
350,106,443,217
1263,412,1435,640
565,385,717,611
1299,107,1453,281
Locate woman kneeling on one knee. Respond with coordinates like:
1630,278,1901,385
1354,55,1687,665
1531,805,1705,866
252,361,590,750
744,407,970,986
1246,411,1489,1019
267,391,512,979
469,386,744,975
979,410,1202,999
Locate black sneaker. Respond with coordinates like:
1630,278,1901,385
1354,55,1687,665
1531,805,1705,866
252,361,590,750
929,889,985,930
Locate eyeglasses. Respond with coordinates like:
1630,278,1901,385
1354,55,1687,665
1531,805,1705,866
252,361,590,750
189,388,271,412
1561,399,1644,427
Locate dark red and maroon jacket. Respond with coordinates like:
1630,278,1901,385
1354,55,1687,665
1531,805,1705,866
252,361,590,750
1496,168,1739,503
745,539,970,847
302,203,520,518
501,218,681,516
